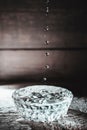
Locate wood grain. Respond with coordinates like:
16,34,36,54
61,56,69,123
0,50,87,82
0,109,87,130
0,1,87,48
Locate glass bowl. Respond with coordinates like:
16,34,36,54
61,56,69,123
12,85,73,122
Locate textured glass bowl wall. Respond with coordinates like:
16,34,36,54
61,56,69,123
12,85,73,122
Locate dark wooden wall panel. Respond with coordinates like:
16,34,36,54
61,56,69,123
0,0,87,48
0,50,87,82
0,0,87,96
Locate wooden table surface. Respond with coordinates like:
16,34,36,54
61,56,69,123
0,109,87,130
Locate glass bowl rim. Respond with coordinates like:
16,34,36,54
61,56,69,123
12,85,73,106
